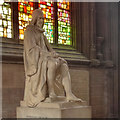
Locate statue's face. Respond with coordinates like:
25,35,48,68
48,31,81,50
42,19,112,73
36,15,44,28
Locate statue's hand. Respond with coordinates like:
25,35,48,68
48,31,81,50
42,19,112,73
40,50,51,58
51,51,59,58
40,50,59,58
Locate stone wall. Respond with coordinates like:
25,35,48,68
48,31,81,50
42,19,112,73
2,63,24,118
90,68,115,118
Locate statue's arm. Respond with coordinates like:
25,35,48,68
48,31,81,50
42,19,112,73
24,29,41,76
44,35,59,58
27,46,40,76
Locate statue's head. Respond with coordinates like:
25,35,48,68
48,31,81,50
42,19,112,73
30,9,44,28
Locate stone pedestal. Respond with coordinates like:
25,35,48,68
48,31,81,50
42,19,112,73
17,98,92,118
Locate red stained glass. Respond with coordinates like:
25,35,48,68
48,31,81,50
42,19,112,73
38,0,53,43
18,2,34,40
51,4,53,7
24,1,27,4
24,6,27,13
30,10,33,14
40,1,46,5
29,2,33,7
48,6,50,9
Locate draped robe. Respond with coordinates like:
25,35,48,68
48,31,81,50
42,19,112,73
23,25,65,107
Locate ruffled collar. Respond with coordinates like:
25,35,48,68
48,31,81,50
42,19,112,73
27,25,45,33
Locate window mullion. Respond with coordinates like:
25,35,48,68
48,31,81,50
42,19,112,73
53,2,58,45
11,2,19,43
34,2,38,9
70,2,73,46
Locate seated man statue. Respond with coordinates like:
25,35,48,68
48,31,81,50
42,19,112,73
23,9,82,107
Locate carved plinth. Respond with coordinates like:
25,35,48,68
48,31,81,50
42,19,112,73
17,98,92,118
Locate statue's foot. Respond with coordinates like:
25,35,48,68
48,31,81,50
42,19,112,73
27,100,40,108
66,93,84,102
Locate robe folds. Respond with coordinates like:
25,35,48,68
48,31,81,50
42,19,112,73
23,25,65,107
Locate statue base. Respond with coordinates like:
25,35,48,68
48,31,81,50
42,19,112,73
17,97,91,118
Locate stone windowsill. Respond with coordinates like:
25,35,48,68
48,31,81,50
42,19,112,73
0,37,90,66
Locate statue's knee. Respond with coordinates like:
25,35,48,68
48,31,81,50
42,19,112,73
62,63,69,70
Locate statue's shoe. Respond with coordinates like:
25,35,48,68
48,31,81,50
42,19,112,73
66,94,84,102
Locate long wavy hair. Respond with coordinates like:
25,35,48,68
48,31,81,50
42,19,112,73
29,9,44,26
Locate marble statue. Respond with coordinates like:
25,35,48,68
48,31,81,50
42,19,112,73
23,9,83,108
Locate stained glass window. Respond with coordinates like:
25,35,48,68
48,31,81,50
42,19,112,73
38,0,54,43
18,1,71,45
18,2,33,39
0,2,12,38
57,1,71,45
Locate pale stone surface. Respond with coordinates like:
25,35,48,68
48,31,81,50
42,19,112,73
17,106,91,118
20,96,88,108
17,97,91,118
23,9,83,108
70,69,89,102
17,101,91,118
